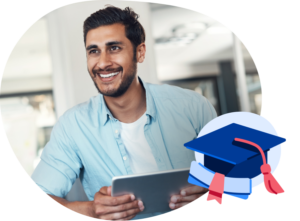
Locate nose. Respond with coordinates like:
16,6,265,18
96,51,113,70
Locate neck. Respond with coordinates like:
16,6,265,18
104,77,146,123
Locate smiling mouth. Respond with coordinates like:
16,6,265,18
96,70,121,82
98,71,120,78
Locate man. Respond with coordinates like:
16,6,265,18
32,6,217,220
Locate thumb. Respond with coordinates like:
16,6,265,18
99,186,111,196
107,186,112,196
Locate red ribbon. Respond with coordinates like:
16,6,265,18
206,173,225,205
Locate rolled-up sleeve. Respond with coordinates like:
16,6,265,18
31,116,82,198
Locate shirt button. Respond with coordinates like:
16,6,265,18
115,130,118,134
123,156,127,161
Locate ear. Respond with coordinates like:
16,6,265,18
136,43,146,63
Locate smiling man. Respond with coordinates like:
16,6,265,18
31,6,217,220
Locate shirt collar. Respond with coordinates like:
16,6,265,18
139,77,157,121
100,77,157,126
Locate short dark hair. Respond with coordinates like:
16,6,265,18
83,6,146,52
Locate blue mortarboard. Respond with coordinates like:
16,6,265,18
184,123,286,203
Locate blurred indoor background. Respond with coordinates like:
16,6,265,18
0,1,261,201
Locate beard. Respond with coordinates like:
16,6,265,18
91,61,137,97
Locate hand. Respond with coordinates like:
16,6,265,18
169,185,208,210
91,186,144,220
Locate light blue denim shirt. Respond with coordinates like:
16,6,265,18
31,78,216,218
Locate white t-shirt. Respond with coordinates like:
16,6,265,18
120,113,159,174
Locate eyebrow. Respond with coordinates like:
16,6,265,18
86,41,124,51
105,41,123,46
86,44,98,51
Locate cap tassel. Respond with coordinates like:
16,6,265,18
261,164,284,194
207,172,225,204
234,138,284,194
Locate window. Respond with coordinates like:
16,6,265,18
163,77,221,115
0,91,56,175
0,17,54,176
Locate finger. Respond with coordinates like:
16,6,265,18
100,207,142,220
170,193,205,203
180,185,208,196
95,194,136,206
107,186,112,196
95,200,144,215
115,214,136,220
169,202,189,210
99,186,113,196
99,186,109,195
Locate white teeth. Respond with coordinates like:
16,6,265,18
99,72,119,78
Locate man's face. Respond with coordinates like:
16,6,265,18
85,23,137,97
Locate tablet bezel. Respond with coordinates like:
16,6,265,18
111,168,191,215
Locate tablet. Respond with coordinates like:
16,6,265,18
111,168,190,215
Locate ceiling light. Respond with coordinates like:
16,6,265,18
172,22,207,35
155,21,207,46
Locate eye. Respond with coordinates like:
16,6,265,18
89,50,99,54
111,46,120,51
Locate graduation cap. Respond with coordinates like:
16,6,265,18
184,123,286,203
